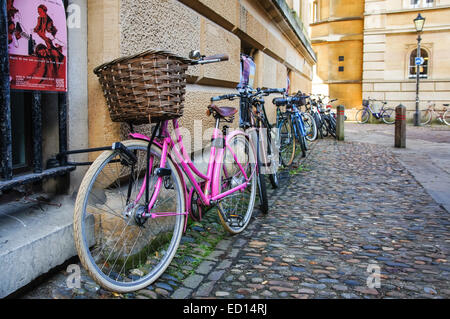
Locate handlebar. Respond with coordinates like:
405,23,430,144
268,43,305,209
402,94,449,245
272,95,307,107
210,87,285,102
211,93,240,102
189,53,229,65
261,88,286,95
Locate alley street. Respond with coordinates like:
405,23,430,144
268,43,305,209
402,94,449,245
19,125,450,299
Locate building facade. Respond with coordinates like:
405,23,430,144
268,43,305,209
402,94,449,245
363,0,450,116
88,0,317,154
310,0,450,118
0,0,315,297
310,0,364,111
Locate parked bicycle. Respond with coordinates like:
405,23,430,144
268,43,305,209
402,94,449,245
273,91,313,162
306,94,338,139
320,104,337,138
356,98,395,124
211,86,285,215
74,50,259,293
420,101,450,126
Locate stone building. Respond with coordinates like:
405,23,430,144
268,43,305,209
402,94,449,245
0,0,315,297
310,0,450,118
310,0,364,111
88,0,317,152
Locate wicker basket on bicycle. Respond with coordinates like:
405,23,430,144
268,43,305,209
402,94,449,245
93,49,191,124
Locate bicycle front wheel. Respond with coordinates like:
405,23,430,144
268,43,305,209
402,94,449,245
420,110,432,125
382,108,395,124
217,133,258,234
74,140,185,293
303,112,317,141
443,110,450,126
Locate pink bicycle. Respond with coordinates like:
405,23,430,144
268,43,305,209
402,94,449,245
73,52,258,292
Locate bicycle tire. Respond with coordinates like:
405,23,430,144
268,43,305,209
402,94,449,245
267,130,280,189
314,114,323,139
420,110,432,125
294,119,307,158
256,129,269,215
443,110,450,126
321,119,329,137
74,139,185,293
278,118,296,167
329,116,337,138
258,119,280,189
303,112,317,141
217,133,258,234
356,109,370,124
382,108,395,124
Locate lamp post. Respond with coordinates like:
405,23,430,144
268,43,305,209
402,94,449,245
413,13,425,126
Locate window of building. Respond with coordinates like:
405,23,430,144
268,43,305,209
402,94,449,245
408,0,434,8
424,0,434,7
409,48,429,79
312,0,319,23
338,66,344,72
410,0,420,8
339,56,344,62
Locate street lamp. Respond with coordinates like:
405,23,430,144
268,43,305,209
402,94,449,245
413,13,425,126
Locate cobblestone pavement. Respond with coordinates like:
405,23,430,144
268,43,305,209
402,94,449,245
20,138,450,299
345,123,450,213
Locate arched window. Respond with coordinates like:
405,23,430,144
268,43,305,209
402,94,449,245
409,48,429,79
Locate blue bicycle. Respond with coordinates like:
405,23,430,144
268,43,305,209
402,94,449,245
274,93,314,162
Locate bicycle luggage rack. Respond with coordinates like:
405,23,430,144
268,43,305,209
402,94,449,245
49,146,113,168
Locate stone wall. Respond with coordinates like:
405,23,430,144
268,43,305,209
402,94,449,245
88,0,315,152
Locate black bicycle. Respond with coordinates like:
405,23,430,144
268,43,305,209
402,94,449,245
211,86,285,215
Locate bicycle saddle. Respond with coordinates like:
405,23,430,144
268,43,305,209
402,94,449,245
207,104,238,118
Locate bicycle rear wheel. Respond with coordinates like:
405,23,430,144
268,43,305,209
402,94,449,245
328,116,337,138
278,118,296,167
74,140,185,293
267,127,280,189
443,110,450,126
294,119,307,158
255,129,269,215
420,110,432,125
217,133,258,233
314,114,323,139
356,109,370,124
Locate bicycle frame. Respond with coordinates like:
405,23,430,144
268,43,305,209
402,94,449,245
290,105,307,139
364,101,389,119
127,119,255,227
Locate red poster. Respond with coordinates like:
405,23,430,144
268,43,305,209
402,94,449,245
7,0,67,92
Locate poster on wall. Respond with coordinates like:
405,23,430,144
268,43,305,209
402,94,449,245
7,0,67,92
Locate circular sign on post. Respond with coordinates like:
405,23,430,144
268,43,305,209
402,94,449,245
415,57,424,66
